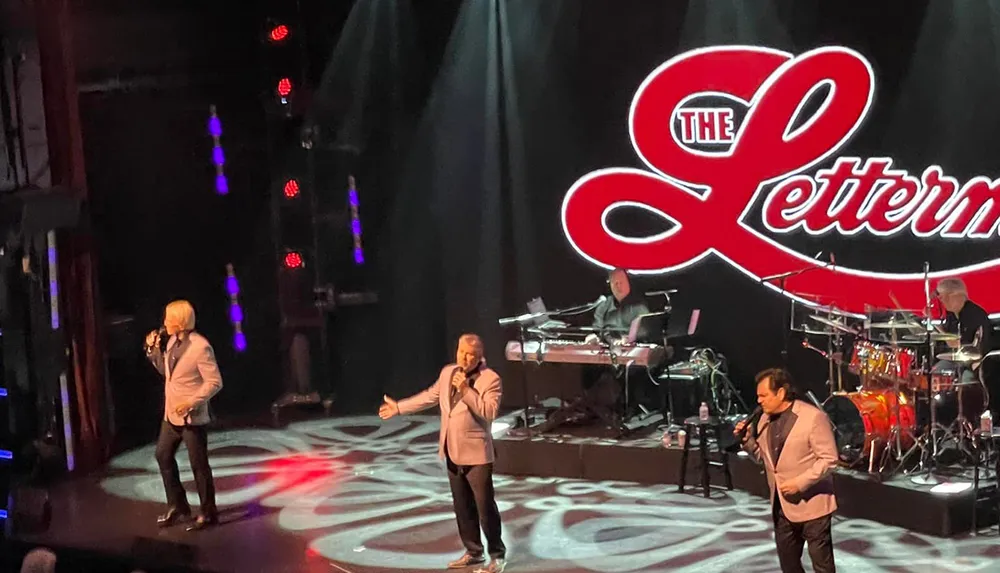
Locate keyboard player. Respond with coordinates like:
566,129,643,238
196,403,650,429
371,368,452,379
586,268,650,344
583,268,654,426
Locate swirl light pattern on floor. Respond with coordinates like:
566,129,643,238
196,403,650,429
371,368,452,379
101,416,998,572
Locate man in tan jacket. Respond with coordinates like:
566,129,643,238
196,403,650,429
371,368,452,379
735,368,838,572
379,334,505,573
145,300,223,531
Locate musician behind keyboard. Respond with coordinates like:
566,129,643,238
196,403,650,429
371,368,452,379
580,268,655,425
585,268,650,345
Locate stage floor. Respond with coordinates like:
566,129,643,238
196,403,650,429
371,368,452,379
12,414,1000,573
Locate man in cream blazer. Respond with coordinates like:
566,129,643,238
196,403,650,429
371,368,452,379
379,334,505,573
736,368,838,573
145,300,223,531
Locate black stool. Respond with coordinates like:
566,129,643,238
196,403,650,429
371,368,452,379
677,415,733,498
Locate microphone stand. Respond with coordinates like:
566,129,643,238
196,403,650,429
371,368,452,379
498,310,549,437
760,261,834,369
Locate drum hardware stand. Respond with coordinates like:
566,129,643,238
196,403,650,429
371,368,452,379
761,260,834,369
912,262,947,485
880,375,924,475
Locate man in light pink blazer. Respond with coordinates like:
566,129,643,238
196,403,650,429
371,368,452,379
736,368,838,573
145,300,223,531
379,334,506,573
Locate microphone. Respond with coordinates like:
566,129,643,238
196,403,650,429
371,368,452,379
735,406,764,442
645,289,677,296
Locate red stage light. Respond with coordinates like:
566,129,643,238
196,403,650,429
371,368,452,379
277,78,293,98
269,24,290,43
283,251,304,269
283,179,300,198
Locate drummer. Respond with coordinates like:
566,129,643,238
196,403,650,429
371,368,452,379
933,278,992,384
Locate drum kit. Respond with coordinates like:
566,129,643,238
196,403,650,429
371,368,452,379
792,297,991,479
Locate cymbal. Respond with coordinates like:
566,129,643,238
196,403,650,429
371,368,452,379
902,332,960,342
809,315,857,334
868,320,922,329
936,350,982,363
870,337,925,345
794,327,842,337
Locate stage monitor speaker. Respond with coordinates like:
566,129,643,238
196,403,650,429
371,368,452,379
0,186,81,235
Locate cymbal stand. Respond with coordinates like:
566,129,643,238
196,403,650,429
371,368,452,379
912,262,944,485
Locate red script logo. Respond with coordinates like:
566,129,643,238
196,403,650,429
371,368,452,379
561,46,1000,316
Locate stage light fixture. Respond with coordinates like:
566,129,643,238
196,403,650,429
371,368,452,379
209,106,228,195
348,176,364,265
269,24,290,43
277,78,293,102
225,264,247,352
283,251,304,269
283,178,301,199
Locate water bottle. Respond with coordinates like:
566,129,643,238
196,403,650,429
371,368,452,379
982,410,994,435
699,402,710,421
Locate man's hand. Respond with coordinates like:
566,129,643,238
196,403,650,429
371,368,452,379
778,480,799,497
946,338,960,349
174,401,194,417
379,395,400,420
584,333,600,344
734,419,749,437
451,369,467,392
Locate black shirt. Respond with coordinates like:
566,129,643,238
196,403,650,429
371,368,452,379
592,291,649,333
943,299,992,356
768,405,797,464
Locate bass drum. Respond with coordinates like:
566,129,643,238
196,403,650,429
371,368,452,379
823,391,916,466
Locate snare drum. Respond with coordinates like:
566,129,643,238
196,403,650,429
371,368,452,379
823,390,916,466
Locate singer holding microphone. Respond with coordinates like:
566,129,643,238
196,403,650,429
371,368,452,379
378,334,506,572
734,368,838,573
144,300,222,531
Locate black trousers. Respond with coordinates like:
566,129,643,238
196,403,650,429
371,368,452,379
445,452,505,559
773,502,835,573
155,420,217,516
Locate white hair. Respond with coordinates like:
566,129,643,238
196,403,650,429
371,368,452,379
936,278,967,296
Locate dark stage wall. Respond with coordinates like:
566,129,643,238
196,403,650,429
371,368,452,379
344,0,1000,406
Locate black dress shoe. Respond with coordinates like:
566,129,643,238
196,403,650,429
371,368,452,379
447,553,485,569
185,514,218,531
157,507,192,528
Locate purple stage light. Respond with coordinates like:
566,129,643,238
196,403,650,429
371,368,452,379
208,116,223,137
229,303,244,324
216,174,229,194
234,331,247,352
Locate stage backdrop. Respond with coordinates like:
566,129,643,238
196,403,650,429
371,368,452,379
346,0,1000,408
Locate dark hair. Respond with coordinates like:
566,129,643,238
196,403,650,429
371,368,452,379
754,367,797,401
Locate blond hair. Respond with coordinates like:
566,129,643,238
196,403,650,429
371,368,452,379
165,300,197,330
459,333,483,352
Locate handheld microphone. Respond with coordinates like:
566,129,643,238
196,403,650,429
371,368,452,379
735,406,764,442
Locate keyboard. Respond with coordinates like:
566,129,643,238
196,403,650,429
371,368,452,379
505,339,666,368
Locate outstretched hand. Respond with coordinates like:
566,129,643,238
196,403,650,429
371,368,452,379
379,395,400,420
